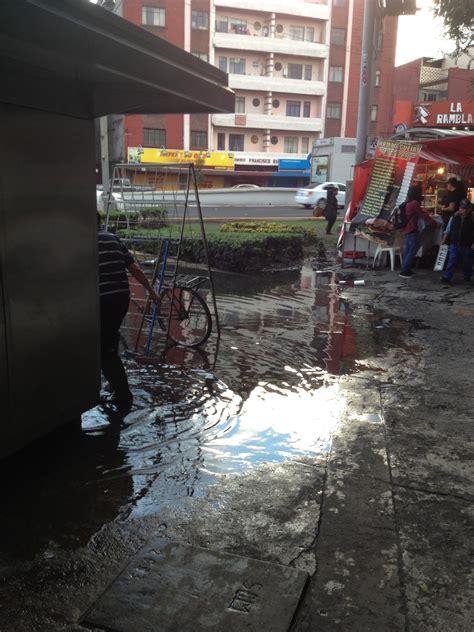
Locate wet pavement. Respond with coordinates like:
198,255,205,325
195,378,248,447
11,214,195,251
0,263,473,631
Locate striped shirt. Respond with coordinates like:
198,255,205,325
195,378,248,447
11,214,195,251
98,230,134,298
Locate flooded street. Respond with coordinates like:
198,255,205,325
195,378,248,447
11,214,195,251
2,263,399,559
1,263,473,632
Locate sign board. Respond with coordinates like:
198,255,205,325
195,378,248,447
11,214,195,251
311,155,328,184
234,152,279,166
413,101,474,127
352,140,421,225
128,147,234,170
279,158,310,171
434,244,448,271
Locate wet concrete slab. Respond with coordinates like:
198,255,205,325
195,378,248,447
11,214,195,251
82,538,308,632
394,488,474,632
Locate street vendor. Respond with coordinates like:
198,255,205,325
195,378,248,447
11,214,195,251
439,177,468,226
399,185,438,279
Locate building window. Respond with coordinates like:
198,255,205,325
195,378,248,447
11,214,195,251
370,105,378,121
305,27,315,42
333,0,347,6
327,103,341,119
192,52,209,62
304,64,313,81
192,10,209,30
289,25,305,41
288,63,303,79
301,137,309,153
218,56,227,72
143,127,166,147
216,16,228,32
303,101,311,117
421,90,439,102
230,18,248,34
284,137,299,153
375,70,381,86
229,134,244,151
229,58,246,74
341,144,356,153
217,133,226,150
235,96,245,113
142,6,165,27
286,100,301,117
331,27,346,46
190,131,208,150
329,65,344,82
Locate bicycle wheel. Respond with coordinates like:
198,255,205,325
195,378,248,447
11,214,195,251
158,287,212,347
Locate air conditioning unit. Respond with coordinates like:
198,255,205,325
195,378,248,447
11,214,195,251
282,68,288,77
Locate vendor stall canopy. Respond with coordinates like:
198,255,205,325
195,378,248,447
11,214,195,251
416,135,474,168
0,0,235,119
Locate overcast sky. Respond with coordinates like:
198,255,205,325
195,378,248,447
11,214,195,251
395,0,455,66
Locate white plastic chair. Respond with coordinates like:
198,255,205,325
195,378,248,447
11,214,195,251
372,232,404,271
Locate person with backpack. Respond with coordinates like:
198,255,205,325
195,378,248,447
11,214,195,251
399,185,437,279
440,199,474,285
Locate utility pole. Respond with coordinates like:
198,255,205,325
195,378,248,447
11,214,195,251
99,0,116,197
355,0,377,164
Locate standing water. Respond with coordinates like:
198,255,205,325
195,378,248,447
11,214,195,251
1,263,402,558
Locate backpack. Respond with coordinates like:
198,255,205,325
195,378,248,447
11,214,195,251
393,201,408,229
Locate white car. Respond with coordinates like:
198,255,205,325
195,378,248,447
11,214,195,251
231,183,261,189
295,182,346,209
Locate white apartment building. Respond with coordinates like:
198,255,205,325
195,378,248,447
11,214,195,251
209,0,329,160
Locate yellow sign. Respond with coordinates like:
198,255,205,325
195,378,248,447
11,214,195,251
128,147,234,170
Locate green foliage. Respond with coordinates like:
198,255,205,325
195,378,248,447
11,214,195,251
220,221,317,241
432,0,473,55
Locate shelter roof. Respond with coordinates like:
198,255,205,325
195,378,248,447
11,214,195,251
0,0,234,119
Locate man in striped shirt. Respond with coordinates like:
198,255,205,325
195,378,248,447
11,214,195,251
98,224,159,407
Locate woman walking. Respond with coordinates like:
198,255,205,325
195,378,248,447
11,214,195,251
323,186,339,235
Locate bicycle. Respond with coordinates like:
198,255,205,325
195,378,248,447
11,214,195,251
132,275,212,349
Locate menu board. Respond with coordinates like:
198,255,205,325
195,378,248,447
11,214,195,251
351,140,421,225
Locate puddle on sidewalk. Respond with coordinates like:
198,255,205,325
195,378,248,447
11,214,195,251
0,263,415,559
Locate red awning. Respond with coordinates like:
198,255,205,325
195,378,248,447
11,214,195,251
415,136,474,166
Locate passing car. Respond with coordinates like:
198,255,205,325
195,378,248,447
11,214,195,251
231,183,261,189
295,182,346,209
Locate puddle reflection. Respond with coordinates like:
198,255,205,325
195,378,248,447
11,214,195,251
1,263,411,556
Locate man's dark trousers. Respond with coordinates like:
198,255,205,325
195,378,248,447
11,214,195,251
100,293,131,400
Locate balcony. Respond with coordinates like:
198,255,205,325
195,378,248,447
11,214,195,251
214,32,328,59
214,0,329,21
228,74,325,96
212,112,324,133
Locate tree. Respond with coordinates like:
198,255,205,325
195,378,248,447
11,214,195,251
432,0,473,57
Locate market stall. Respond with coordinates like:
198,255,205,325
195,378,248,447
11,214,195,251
340,135,474,268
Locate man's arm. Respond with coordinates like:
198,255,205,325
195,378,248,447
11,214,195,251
127,262,160,303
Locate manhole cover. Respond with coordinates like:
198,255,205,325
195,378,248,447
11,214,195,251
82,538,308,631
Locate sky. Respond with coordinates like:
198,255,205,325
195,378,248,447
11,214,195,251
395,0,455,66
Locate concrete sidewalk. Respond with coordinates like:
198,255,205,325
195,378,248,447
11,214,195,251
1,267,473,631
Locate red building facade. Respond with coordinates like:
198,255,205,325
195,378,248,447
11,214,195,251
393,57,474,132
325,0,398,140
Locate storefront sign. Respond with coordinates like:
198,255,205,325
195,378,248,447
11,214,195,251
233,152,280,166
279,158,310,171
127,147,234,170
413,101,474,127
